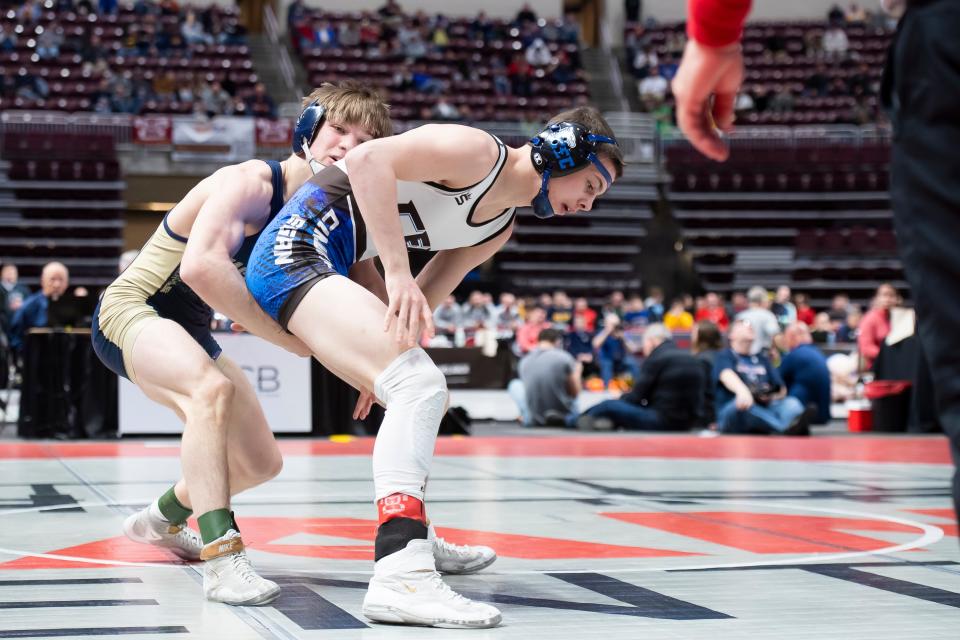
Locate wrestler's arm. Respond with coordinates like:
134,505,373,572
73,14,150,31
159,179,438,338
180,162,310,356
415,221,515,310
344,124,500,345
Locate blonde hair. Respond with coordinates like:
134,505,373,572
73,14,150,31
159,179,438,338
301,81,392,140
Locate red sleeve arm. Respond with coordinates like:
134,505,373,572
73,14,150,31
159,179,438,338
858,313,881,360
687,0,752,48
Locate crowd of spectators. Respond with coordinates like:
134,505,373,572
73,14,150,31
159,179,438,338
626,2,893,126
434,281,899,434
287,0,585,123
0,0,259,117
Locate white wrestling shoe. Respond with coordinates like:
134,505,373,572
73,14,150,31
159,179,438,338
362,539,502,629
201,529,280,606
429,523,497,575
122,503,202,561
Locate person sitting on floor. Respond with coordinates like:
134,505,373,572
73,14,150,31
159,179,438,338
508,327,582,427
780,322,832,425
576,323,706,431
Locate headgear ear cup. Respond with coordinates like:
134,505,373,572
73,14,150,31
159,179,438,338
528,121,618,219
292,99,327,174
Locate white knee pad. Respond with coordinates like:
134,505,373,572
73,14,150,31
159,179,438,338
372,347,448,502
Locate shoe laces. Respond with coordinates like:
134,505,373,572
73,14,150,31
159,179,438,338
434,535,475,559
173,526,202,550
228,550,261,584
424,570,470,604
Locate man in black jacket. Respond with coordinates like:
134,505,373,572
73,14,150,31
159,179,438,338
576,323,706,430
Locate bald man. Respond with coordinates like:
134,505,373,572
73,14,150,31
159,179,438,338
779,323,831,425
9,261,70,352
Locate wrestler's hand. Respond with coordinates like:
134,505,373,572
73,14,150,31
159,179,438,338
384,271,435,348
672,39,744,162
353,388,376,420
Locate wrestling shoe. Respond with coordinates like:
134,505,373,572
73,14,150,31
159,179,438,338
122,503,202,561
429,523,497,575
202,529,280,606
362,539,502,628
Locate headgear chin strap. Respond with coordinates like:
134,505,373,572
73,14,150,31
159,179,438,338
293,99,327,175
529,121,617,219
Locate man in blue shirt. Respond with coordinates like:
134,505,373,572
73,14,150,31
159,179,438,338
780,323,832,425
714,320,809,435
9,261,68,353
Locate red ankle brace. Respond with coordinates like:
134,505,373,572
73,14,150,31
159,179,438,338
377,493,425,525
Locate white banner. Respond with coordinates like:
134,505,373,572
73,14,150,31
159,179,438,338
171,116,255,163
120,333,312,434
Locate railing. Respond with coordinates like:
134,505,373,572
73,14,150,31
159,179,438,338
0,110,660,169
661,123,893,147
263,3,299,101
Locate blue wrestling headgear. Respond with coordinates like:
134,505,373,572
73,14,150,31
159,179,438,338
293,99,327,174
529,121,618,219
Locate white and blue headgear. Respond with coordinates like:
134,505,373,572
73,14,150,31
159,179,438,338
293,98,327,175
529,121,618,219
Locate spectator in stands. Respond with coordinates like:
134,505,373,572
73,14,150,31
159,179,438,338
736,286,781,356
663,298,694,332
780,323,832,425
695,292,729,331
772,285,797,327
515,3,538,26
287,0,307,34
658,54,680,82
15,72,50,102
17,0,41,26
859,282,898,370
769,86,795,113
572,296,597,332
823,25,849,58
493,292,521,341
411,64,445,95
735,90,755,116
645,287,665,321
0,24,16,53
184,9,215,45
378,0,402,19
795,293,815,326
110,83,141,115
433,295,462,343
507,53,534,97
246,83,276,119
549,291,574,328
632,46,658,79
460,290,490,334
36,24,64,60
604,290,626,319
200,81,233,116
715,321,809,435
578,323,706,431
727,291,749,320
691,320,723,427
431,97,461,121
806,63,830,97
837,307,861,343
593,313,640,388
516,305,552,355
565,313,596,374
9,262,71,353
153,70,177,101
549,50,577,84
639,68,670,110
509,328,581,427
811,311,836,345
526,38,553,67
0,263,30,335
558,12,580,45
828,293,852,324
845,2,867,24
313,19,338,49
828,4,846,25
623,294,649,328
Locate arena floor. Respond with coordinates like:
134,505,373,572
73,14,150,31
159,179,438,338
0,432,957,639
